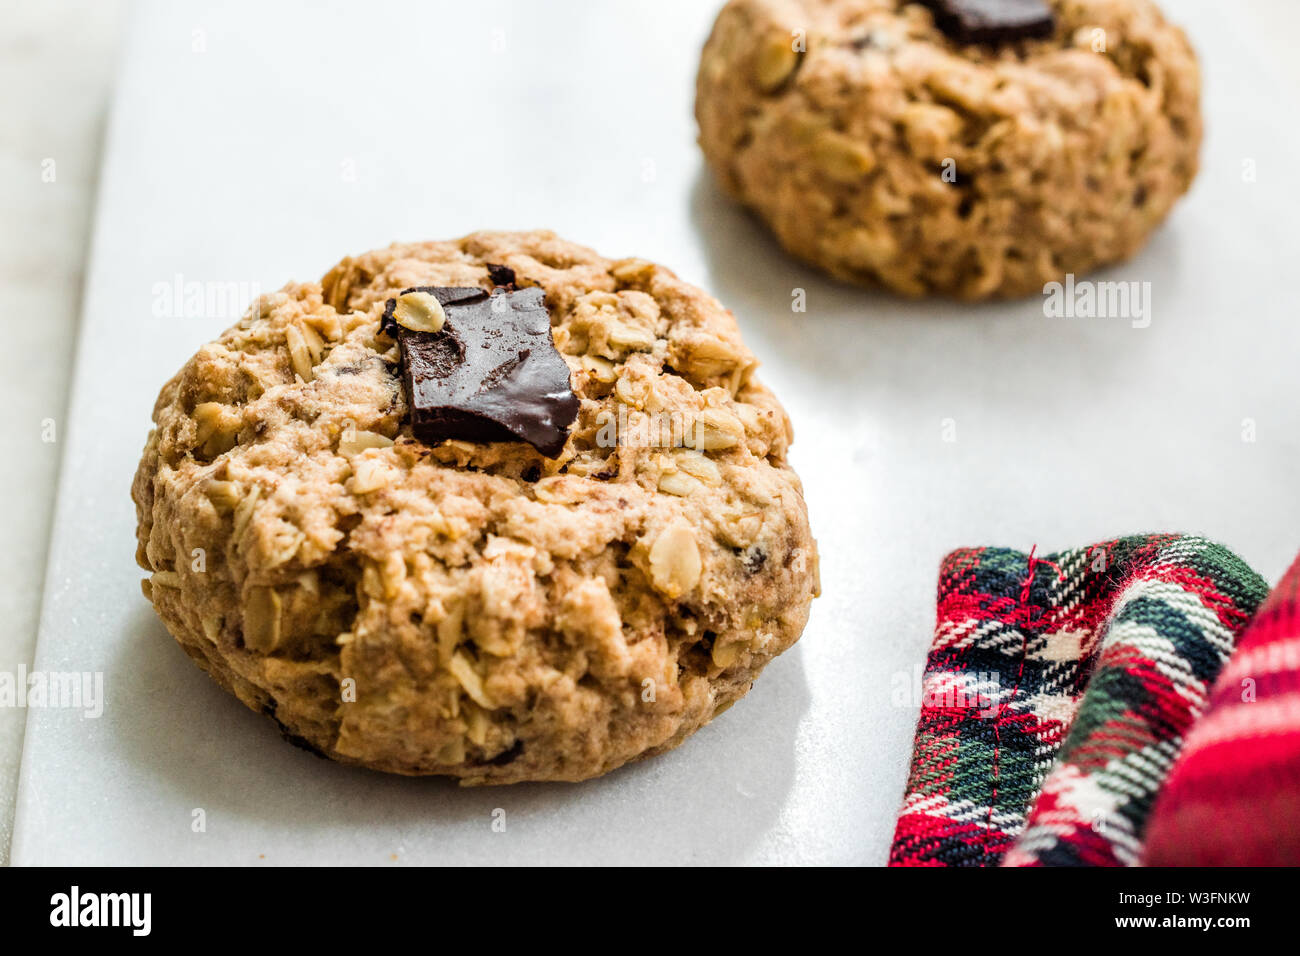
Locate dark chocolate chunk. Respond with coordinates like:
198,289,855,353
266,705,328,759
849,30,894,52
918,0,1055,45
486,739,525,766
385,285,579,458
486,263,517,288
378,304,399,339
279,731,328,759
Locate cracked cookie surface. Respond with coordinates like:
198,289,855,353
132,230,820,784
696,0,1201,298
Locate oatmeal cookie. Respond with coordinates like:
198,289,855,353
132,231,820,784
696,0,1201,298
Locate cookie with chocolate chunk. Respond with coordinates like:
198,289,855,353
132,230,819,784
696,0,1201,298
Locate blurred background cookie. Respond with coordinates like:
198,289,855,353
696,0,1202,298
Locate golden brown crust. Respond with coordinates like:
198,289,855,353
696,0,1202,298
132,230,820,784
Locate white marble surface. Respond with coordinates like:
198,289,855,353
0,0,125,865
4,0,1300,866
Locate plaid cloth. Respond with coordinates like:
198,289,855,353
889,535,1268,867
1142,552,1300,865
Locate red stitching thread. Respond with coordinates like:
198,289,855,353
987,545,1060,856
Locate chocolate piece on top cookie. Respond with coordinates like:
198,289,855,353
383,285,580,458
486,262,517,288
918,0,1055,45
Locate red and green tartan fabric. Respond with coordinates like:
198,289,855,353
1142,551,1300,865
889,535,1269,867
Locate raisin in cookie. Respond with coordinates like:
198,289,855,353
132,230,820,784
696,0,1201,298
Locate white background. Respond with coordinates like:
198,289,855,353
4,0,1299,865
